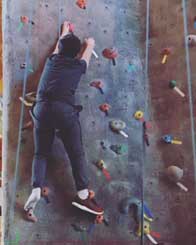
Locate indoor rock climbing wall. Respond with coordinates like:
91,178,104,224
3,0,196,244
3,0,147,244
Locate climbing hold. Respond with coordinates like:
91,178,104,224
41,187,50,204
96,160,105,170
96,160,111,181
20,63,34,73
90,80,104,94
127,63,135,72
166,166,188,192
169,80,185,97
134,110,144,121
76,0,87,9
99,103,111,116
109,119,128,138
187,34,196,46
102,48,118,66
137,220,158,244
100,141,107,150
41,187,50,197
95,215,104,224
161,48,172,64
21,16,29,24
25,208,38,223
71,223,87,232
162,135,182,145
110,144,127,155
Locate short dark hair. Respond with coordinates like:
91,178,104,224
58,34,81,58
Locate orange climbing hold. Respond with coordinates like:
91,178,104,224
76,0,87,9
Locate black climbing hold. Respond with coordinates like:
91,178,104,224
71,223,86,232
104,30,107,34
100,141,107,150
110,144,127,155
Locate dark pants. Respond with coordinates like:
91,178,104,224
31,101,89,191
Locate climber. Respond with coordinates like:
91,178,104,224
24,20,104,218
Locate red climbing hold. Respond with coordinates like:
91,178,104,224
102,48,118,66
21,16,29,24
95,215,104,224
90,80,104,94
99,103,111,116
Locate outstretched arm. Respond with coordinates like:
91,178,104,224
80,38,95,67
53,21,70,54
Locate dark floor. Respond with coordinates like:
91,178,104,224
2,0,196,244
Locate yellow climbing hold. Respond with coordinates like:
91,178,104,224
134,110,144,120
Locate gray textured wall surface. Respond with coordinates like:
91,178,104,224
3,0,147,244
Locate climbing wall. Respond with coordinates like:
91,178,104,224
3,0,196,244
3,0,147,244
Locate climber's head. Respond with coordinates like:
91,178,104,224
58,34,81,58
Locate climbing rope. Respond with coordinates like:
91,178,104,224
182,0,196,188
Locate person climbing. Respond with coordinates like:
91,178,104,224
24,20,104,219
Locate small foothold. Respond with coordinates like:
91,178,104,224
110,144,127,155
71,223,86,232
134,110,144,121
41,187,50,197
96,160,104,170
100,141,107,150
26,209,38,223
95,215,104,224
161,48,172,64
21,16,29,24
20,63,26,69
103,30,107,34
187,35,196,46
99,103,111,116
